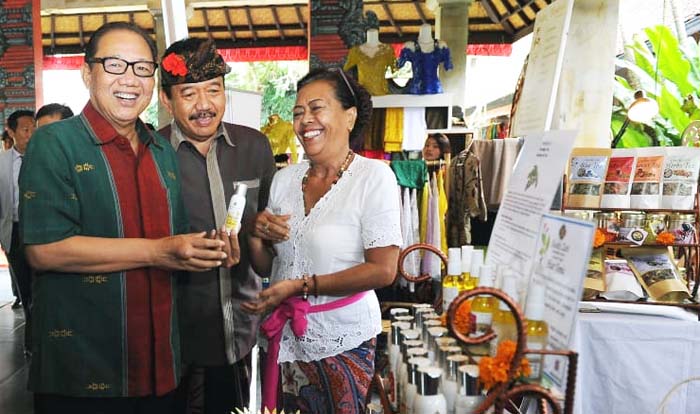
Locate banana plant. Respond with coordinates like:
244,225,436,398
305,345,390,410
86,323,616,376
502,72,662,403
612,25,700,147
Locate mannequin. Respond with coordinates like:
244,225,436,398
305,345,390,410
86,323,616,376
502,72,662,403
417,24,435,53
398,24,452,94
344,27,396,95
359,28,381,58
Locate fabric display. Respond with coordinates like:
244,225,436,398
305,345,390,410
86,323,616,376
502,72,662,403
363,108,387,151
447,148,487,247
391,159,428,189
261,115,298,164
400,187,420,288
470,138,523,209
401,107,428,151
418,169,448,280
383,108,404,153
343,44,397,96
398,40,453,95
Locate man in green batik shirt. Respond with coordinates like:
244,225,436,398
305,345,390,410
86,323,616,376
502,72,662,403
19,22,232,414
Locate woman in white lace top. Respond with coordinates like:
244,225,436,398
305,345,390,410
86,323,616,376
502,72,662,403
243,68,402,413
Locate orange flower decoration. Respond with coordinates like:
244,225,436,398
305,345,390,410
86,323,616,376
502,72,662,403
593,228,606,248
655,231,676,245
478,340,532,391
441,300,473,334
162,53,188,77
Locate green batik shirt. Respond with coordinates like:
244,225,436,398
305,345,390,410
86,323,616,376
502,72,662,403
19,109,188,397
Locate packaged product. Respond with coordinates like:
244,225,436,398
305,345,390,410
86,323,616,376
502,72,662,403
582,248,605,300
600,259,644,301
622,247,690,302
601,148,636,209
630,147,664,209
660,146,700,210
566,148,611,209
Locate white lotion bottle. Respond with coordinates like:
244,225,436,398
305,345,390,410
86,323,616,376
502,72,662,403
224,183,247,235
414,366,447,414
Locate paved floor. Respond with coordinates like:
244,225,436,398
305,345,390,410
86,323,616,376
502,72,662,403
0,267,32,414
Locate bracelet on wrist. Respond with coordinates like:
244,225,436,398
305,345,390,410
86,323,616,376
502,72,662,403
301,275,309,301
311,274,319,298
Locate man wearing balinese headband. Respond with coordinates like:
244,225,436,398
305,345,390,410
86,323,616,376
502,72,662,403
158,38,276,413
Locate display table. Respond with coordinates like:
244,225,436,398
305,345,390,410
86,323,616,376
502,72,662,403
573,309,700,414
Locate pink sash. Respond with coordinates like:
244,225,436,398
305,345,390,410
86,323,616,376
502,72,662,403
260,291,368,412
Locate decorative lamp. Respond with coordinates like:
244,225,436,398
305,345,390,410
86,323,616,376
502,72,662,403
611,90,659,148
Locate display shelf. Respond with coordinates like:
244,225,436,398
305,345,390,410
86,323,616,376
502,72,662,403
563,180,700,305
370,93,452,108
600,242,697,247
426,127,474,134
563,207,696,214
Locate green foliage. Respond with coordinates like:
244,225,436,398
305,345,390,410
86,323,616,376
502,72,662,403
613,25,700,147
225,61,308,128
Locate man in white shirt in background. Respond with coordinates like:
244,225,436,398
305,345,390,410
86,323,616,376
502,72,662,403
1,109,35,354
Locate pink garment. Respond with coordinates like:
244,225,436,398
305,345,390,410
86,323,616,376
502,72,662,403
260,292,368,412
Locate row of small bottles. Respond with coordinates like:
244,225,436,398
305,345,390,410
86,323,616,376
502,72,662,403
442,246,550,377
387,304,485,414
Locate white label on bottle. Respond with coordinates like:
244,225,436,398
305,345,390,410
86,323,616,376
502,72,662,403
443,286,459,310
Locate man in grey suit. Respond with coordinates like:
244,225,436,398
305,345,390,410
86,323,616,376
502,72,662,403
2,109,35,352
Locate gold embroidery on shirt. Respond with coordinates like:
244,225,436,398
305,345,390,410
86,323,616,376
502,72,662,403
86,382,111,391
23,191,37,200
83,275,108,284
75,163,95,173
167,171,176,180
48,329,74,338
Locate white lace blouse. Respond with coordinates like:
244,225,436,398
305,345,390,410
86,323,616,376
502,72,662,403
266,155,402,363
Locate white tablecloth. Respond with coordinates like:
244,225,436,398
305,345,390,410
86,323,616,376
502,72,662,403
573,310,700,414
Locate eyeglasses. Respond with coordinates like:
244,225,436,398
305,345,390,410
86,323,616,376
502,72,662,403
86,57,158,78
329,67,358,107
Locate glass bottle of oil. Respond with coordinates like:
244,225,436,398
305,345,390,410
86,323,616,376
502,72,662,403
525,283,548,381
463,249,483,292
458,245,473,292
442,248,461,312
490,275,518,356
471,264,497,335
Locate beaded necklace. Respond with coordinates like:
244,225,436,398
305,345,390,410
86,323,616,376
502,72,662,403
302,150,354,193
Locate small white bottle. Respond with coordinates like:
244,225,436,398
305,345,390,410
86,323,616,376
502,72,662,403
401,347,428,414
389,321,412,411
524,283,549,381
443,248,462,311
490,275,518,356
224,183,247,235
443,354,469,414
406,356,431,414
426,326,449,362
414,366,448,414
455,364,484,414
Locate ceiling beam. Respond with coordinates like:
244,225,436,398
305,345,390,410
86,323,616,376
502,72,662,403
224,7,237,42
202,8,213,40
413,0,427,25
294,4,306,30
271,6,286,40
244,6,257,41
497,0,535,32
50,14,56,52
480,0,514,34
382,1,403,37
78,15,85,48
